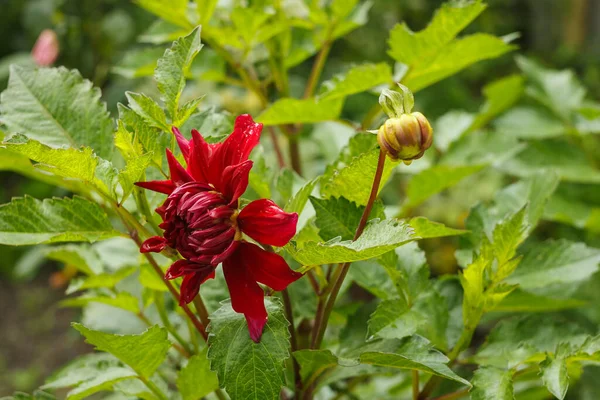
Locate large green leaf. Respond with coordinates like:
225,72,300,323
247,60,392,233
155,26,203,121
207,299,290,400
505,239,600,290
286,217,464,269
517,56,586,121
0,196,120,246
493,289,586,313
310,196,365,241
257,98,344,126
359,336,471,386
403,165,484,208
177,350,219,400
388,0,514,91
540,344,570,400
319,63,393,100
0,66,114,159
494,106,566,139
2,135,115,195
321,148,399,206
402,34,515,92
72,324,170,379
470,367,514,400
470,74,525,132
284,178,317,215
61,292,141,314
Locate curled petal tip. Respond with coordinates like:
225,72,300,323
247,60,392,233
140,236,167,253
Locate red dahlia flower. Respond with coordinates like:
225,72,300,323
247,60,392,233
135,114,302,342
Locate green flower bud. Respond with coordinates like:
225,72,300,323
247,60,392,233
377,111,433,165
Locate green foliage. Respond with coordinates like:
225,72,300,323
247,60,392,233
388,0,515,91
287,217,464,269
0,196,119,245
1,66,114,159
155,26,203,122
257,98,344,125
319,63,393,100
72,324,170,379
470,367,514,400
207,299,290,400
177,350,219,400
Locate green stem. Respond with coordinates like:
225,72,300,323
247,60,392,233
155,291,194,356
412,370,419,400
312,149,386,349
193,294,211,329
281,288,302,394
134,186,161,235
138,376,168,400
303,38,333,99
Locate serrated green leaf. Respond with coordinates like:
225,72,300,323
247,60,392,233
1,66,114,159
0,196,120,246
359,336,471,386
134,0,192,28
118,153,153,203
403,165,484,208
125,92,169,132
505,239,600,290
470,367,514,400
293,349,339,387
321,148,399,206
257,97,343,126
492,206,528,268
403,34,516,92
61,292,141,314
155,26,203,120
388,1,486,65
540,344,571,399
517,56,586,121
388,1,514,91
285,178,317,214
319,63,392,100
310,196,364,241
73,324,170,378
177,350,219,400
118,104,172,170
207,298,290,400
286,217,464,269
2,135,115,195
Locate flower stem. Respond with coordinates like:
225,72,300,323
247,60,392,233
281,288,302,393
312,149,386,349
155,291,194,357
412,370,419,400
193,294,211,328
268,126,286,168
303,38,333,99
289,138,302,176
138,376,168,400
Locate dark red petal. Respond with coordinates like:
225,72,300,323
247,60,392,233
221,160,253,204
238,199,298,246
172,126,190,161
135,180,175,195
179,273,203,305
166,149,194,186
212,114,262,176
211,239,240,266
222,245,268,342
140,236,167,253
165,259,191,279
188,129,211,184
238,242,303,291
178,265,217,305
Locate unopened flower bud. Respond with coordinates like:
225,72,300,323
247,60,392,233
32,30,59,66
377,111,433,165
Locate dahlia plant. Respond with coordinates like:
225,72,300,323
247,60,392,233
1,1,600,400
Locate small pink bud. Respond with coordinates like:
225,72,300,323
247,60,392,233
31,30,59,66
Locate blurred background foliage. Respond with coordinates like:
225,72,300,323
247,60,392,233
1,0,600,395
